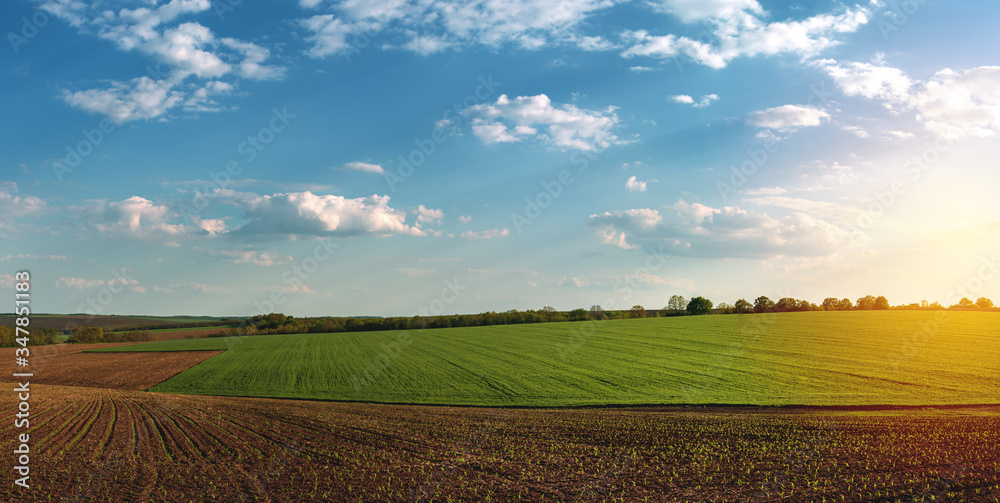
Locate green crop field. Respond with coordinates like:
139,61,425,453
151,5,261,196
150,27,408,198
90,311,1000,407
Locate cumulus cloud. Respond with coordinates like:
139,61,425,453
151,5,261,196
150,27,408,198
299,0,615,57
670,93,719,107
587,199,855,258
622,3,870,69
237,192,425,237
460,228,510,240
747,104,830,131
820,59,912,105
68,191,439,242
911,66,1000,140
821,60,1000,140
462,94,624,151
46,1,285,123
78,196,187,239
415,205,444,225
625,176,650,192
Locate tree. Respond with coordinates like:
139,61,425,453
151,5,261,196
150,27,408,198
775,297,799,312
957,297,975,309
874,296,890,310
839,298,853,310
716,302,734,314
687,297,713,315
976,297,995,309
822,297,840,311
856,295,877,310
734,299,753,314
754,296,774,313
629,305,647,319
589,305,606,320
569,308,589,321
668,295,687,314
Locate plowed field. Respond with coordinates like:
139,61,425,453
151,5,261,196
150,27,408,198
2,344,222,389
2,385,999,502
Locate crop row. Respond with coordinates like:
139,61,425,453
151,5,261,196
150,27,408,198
2,385,999,501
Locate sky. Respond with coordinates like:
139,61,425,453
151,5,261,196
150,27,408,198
2,0,999,317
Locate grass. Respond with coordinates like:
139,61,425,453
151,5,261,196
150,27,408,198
89,311,1000,407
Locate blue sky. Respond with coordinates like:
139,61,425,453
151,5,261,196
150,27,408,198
2,0,999,317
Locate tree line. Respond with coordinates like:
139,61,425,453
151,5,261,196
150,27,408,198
66,327,155,344
0,326,59,348
11,294,995,345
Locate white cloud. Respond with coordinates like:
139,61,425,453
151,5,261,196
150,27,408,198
301,15,360,58
912,66,1000,140
299,0,615,57
191,216,227,235
822,61,1000,140
238,192,424,237
81,196,187,239
415,205,444,225
62,76,184,124
47,2,285,123
598,229,636,250
648,0,763,23
460,228,510,240
341,161,385,174
625,176,648,192
671,93,719,108
575,35,616,51
220,38,287,81
629,65,655,72
462,94,624,151
0,182,44,229
459,215,472,223
621,4,869,69
587,200,856,258
820,60,912,105
747,104,829,131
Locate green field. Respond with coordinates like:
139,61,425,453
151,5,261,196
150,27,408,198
91,311,1000,407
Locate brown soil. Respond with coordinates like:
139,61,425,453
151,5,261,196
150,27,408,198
145,328,228,340
1,343,222,389
0,385,998,502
